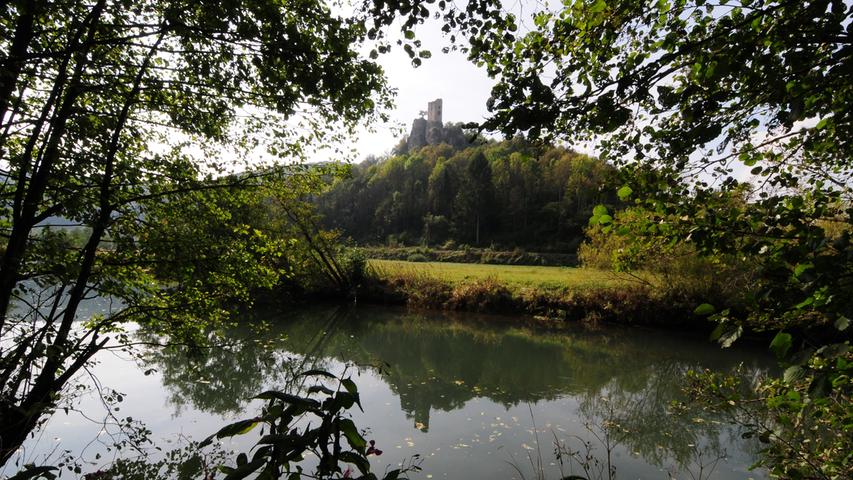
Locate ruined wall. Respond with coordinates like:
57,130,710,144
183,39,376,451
427,98,442,124
407,118,427,151
402,98,469,153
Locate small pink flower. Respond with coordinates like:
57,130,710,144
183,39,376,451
366,440,383,456
343,467,352,478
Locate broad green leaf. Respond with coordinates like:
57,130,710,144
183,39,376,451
783,366,804,383
792,262,812,278
719,325,743,348
769,332,793,359
339,418,367,452
709,322,726,340
215,419,259,439
590,0,607,13
794,296,814,309
617,185,633,200
693,303,715,316
341,377,359,394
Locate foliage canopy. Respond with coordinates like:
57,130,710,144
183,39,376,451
0,0,408,465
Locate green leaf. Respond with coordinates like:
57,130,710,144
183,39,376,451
339,418,367,452
617,185,633,200
593,204,608,216
834,316,849,331
307,384,335,395
693,303,715,316
341,377,359,394
783,365,804,383
590,0,607,13
794,296,814,309
8,466,58,480
792,262,812,278
339,451,371,475
709,322,726,340
719,325,743,348
254,391,320,409
222,458,265,480
214,419,259,439
598,214,613,225
769,332,793,359
384,470,402,480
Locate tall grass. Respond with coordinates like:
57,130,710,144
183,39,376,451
361,260,713,328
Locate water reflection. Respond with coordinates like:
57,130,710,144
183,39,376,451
145,305,772,478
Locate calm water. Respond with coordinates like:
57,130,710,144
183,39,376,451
15,305,773,479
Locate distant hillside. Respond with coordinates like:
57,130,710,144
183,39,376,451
316,139,616,252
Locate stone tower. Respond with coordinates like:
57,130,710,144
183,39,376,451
427,98,443,124
403,98,467,152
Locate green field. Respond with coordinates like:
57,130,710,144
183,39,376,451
367,259,636,291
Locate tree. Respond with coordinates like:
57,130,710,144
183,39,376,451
465,0,852,476
454,151,494,245
0,0,402,464
473,0,851,322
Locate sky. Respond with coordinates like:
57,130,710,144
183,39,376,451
346,22,498,160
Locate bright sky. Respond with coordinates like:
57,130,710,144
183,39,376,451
348,22,497,159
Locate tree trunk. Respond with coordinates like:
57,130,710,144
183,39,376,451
475,214,480,245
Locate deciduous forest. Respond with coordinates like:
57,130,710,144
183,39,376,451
317,139,615,250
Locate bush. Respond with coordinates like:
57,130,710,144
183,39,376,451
405,253,429,262
579,208,755,305
446,279,515,312
339,247,367,285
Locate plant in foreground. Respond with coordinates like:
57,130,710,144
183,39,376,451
11,370,419,480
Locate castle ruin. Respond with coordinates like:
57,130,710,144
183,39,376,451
403,98,467,153
427,98,442,123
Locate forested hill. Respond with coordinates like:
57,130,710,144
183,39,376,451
316,139,616,251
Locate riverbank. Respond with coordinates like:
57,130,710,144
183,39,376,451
362,246,578,266
356,259,719,331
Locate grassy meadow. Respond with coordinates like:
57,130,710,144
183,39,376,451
367,259,641,292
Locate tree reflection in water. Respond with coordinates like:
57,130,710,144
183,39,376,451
142,305,772,475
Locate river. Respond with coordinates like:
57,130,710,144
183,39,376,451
14,305,773,479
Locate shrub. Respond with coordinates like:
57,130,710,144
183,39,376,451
339,247,367,286
579,208,756,306
446,279,515,312
406,253,429,262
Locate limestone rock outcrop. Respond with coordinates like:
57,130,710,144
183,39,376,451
399,98,470,153
407,118,427,151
